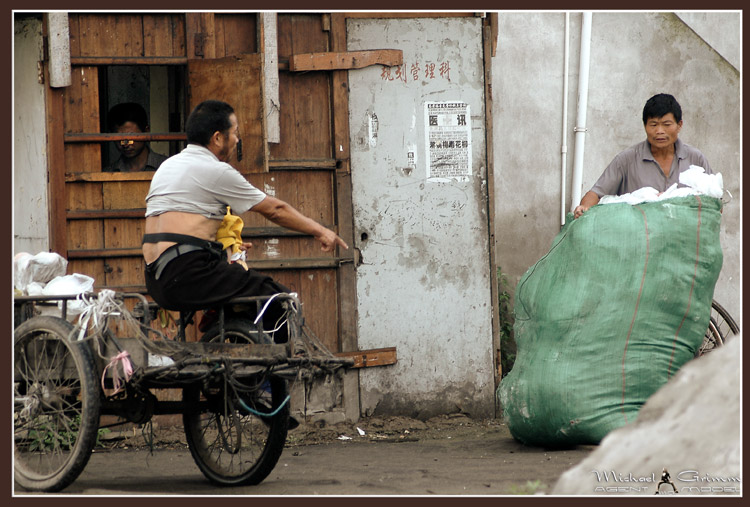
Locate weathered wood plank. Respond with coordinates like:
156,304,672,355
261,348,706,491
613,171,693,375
188,55,264,173
289,50,403,71
335,348,398,369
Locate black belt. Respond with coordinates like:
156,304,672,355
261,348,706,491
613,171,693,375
144,234,224,281
148,244,205,280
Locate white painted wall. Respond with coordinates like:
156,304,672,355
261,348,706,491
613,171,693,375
492,11,741,325
13,15,50,256
347,17,495,418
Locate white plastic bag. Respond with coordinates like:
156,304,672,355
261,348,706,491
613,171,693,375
599,165,724,206
14,251,68,293
679,165,723,199
42,273,95,318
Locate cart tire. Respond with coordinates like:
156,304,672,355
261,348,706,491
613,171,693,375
183,319,289,486
699,300,740,356
14,316,100,492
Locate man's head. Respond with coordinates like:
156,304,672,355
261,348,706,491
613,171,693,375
108,102,150,160
642,94,683,151
642,93,682,124
186,100,239,162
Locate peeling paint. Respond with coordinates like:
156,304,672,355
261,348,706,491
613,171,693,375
265,238,279,258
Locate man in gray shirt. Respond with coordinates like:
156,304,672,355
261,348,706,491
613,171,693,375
574,94,711,219
143,100,347,341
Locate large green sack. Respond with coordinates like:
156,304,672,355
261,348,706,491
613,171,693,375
498,195,723,446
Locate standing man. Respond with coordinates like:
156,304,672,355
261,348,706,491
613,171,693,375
574,93,712,218
105,102,168,172
142,100,347,341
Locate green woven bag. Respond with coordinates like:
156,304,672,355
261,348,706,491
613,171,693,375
498,195,723,446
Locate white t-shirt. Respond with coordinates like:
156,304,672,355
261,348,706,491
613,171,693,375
145,144,266,219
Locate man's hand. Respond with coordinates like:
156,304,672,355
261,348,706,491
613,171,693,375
316,228,349,252
574,191,601,219
573,205,589,219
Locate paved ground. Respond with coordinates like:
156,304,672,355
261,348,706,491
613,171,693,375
14,416,596,496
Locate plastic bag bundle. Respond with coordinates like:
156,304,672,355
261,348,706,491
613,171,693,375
14,252,68,293
498,195,723,446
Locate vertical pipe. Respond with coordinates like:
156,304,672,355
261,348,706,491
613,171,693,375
560,12,570,226
570,11,592,211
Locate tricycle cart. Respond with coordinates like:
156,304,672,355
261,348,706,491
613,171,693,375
13,290,352,492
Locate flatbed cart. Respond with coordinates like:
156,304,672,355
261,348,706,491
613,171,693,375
13,290,353,492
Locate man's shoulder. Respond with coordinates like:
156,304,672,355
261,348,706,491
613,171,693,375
610,140,649,163
147,150,170,170
675,139,706,158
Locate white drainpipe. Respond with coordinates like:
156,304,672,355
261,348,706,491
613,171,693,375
560,12,570,226
570,12,592,212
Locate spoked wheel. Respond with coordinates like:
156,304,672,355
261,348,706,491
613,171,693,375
699,300,740,356
182,319,289,486
14,316,101,492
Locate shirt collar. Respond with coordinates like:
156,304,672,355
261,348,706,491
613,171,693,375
641,138,685,161
185,143,220,161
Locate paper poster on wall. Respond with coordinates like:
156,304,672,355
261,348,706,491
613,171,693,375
424,101,471,182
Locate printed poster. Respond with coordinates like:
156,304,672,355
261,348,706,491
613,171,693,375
425,101,471,182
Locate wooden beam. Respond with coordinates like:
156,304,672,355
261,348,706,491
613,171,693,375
267,159,337,170
66,172,154,182
67,209,146,219
289,50,403,72
64,132,186,143
335,347,397,369
71,56,188,66
68,248,142,259
185,13,215,59
44,64,67,256
329,13,357,355
260,12,280,144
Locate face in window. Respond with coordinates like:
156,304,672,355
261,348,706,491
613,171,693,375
114,121,147,160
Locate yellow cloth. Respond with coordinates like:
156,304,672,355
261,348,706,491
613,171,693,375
216,208,244,254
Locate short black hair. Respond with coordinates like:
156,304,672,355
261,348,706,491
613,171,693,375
185,100,235,146
642,94,682,124
108,102,149,131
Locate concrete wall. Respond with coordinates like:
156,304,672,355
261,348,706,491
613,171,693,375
347,17,495,418
492,11,741,324
13,15,50,256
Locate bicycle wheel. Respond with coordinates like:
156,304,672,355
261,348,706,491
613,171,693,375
699,300,740,356
182,319,289,486
14,316,101,492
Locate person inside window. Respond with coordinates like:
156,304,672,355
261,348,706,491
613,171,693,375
105,102,168,172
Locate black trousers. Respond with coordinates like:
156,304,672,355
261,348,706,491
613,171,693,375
145,248,291,342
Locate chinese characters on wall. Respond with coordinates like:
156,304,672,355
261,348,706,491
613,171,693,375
381,60,452,83
424,102,471,182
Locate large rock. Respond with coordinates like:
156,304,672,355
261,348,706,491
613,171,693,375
552,335,741,496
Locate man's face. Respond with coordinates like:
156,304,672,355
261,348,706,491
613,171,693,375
114,121,147,159
644,113,682,151
216,114,240,163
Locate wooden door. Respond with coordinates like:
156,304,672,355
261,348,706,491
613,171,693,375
45,12,354,353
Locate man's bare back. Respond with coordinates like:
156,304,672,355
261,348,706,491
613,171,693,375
143,212,222,264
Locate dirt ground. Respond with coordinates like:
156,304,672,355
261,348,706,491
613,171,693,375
102,413,512,449
18,415,597,496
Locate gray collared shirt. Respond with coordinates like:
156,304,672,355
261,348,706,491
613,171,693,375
108,149,169,172
590,138,712,197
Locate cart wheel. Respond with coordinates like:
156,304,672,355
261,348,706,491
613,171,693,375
699,300,740,356
182,319,289,486
14,316,101,492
